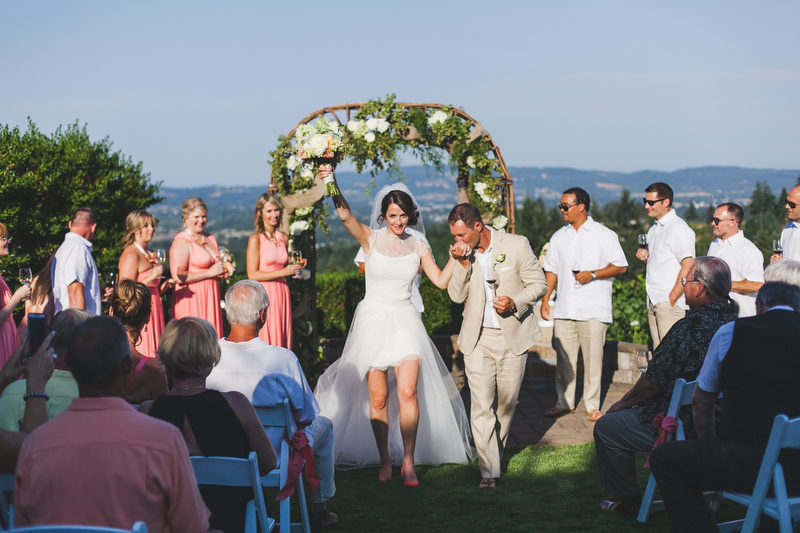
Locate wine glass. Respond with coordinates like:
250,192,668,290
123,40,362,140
773,240,783,257
154,249,166,266
636,350,652,373
486,263,499,302
103,272,117,302
291,251,303,279
19,268,32,300
571,261,581,288
638,234,648,251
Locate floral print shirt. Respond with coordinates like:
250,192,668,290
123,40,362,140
637,302,739,437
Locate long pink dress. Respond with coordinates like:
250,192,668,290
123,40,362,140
0,276,20,367
136,270,165,358
170,232,223,338
256,232,292,350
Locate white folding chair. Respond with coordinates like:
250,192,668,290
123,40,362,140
1,473,13,531
717,414,800,533
638,378,723,522
191,451,274,533
8,522,147,532
256,398,311,533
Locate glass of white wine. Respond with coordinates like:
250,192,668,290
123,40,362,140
155,249,166,266
291,251,303,279
19,268,32,300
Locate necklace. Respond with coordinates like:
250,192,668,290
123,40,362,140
133,242,153,261
185,228,206,245
263,229,279,247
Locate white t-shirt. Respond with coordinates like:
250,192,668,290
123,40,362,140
645,209,696,309
208,337,320,449
780,221,800,261
51,232,101,315
707,231,764,317
542,217,629,323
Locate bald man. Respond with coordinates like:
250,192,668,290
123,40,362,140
772,185,800,263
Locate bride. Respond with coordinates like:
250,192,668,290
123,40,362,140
314,172,473,486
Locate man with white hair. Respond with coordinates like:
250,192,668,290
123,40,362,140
207,280,338,530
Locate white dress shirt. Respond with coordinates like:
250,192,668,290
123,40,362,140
474,228,500,329
780,221,800,261
51,232,101,314
542,217,628,323
697,306,794,392
209,337,320,449
707,231,764,317
645,209,696,309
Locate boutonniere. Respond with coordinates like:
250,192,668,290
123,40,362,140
495,254,506,263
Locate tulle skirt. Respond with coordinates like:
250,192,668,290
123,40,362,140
314,295,472,469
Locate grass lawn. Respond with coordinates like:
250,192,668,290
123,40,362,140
286,441,748,533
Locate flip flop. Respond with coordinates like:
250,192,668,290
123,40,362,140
587,410,603,421
478,478,497,489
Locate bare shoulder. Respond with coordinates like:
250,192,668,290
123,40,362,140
248,233,261,245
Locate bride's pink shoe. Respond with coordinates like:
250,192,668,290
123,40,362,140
401,466,419,487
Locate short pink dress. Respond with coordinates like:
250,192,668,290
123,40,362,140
0,276,20,367
136,269,165,358
170,232,223,338
256,232,292,350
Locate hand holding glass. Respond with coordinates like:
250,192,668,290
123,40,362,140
773,240,783,256
19,268,32,300
636,350,652,373
155,249,166,266
291,251,303,279
486,264,499,302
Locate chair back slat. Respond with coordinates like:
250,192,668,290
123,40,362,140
255,398,297,437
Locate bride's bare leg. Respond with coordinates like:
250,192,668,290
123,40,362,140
396,358,420,484
367,369,392,481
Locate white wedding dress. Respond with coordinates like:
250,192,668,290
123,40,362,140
314,229,473,469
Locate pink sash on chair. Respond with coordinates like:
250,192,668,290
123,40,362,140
644,412,679,468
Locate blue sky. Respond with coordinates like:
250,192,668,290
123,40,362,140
2,1,799,188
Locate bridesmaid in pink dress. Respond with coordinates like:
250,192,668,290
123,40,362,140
246,193,305,350
119,210,173,358
170,197,227,337
0,222,32,367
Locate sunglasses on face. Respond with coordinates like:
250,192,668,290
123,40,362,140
558,203,578,212
788,200,798,209
711,217,734,225
643,198,667,207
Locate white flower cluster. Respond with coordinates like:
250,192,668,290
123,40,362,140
294,206,314,216
300,163,314,179
428,110,448,125
630,320,640,327
347,117,390,143
473,181,495,204
293,117,344,161
466,155,476,169
492,215,508,230
289,221,310,235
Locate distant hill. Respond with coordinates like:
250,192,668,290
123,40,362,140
150,165,800,251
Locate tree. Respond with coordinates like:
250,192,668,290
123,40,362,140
741,180,783,266
0,120,162,283
705,203,716,223
515,196,563,260
685,200,698,221
594,189,650,278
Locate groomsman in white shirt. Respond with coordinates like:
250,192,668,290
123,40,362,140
771,185,800,263
707,203,764,317
541,188,628,421
637,182,695,348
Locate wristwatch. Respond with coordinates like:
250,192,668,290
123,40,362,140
590,271,597,280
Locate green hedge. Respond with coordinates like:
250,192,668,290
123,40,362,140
608,273,652,346
315,272,464,337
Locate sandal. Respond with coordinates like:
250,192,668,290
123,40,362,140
587,410,603,421
544,407,575,418
478,478,497,489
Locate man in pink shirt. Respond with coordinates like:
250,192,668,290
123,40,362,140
14,316,214,533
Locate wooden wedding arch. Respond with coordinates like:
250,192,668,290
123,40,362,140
269,101,518,233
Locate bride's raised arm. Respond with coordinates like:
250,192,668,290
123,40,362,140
420,242,470,289
320,167,371,251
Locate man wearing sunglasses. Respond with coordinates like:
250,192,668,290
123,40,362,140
772,185,800,264
707,203,764,317
541,188,628,421
636,183,695,348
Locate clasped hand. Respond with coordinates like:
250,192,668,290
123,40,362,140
448,242,472,261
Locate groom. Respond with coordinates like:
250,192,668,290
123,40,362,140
448,203,548,488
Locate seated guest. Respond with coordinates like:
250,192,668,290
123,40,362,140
207,280,339,530
0,333,56,473
110,279,168,404
0,309,92,431
139,317,277,533
593,257,739,516
764,259,800,287
14,316,213,532
651,282,800,533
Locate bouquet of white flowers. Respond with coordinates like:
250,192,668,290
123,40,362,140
293,117,346,196
217,246,236,283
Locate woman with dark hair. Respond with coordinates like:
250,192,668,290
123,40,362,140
139,317,276,533
111,279,168,404
119,210,172,358
16,255,55,347
246,193,305,349
314,169,472,486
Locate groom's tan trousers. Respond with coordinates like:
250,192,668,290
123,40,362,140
463,327,528,479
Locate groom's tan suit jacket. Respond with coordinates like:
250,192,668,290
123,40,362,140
448,230,548,356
